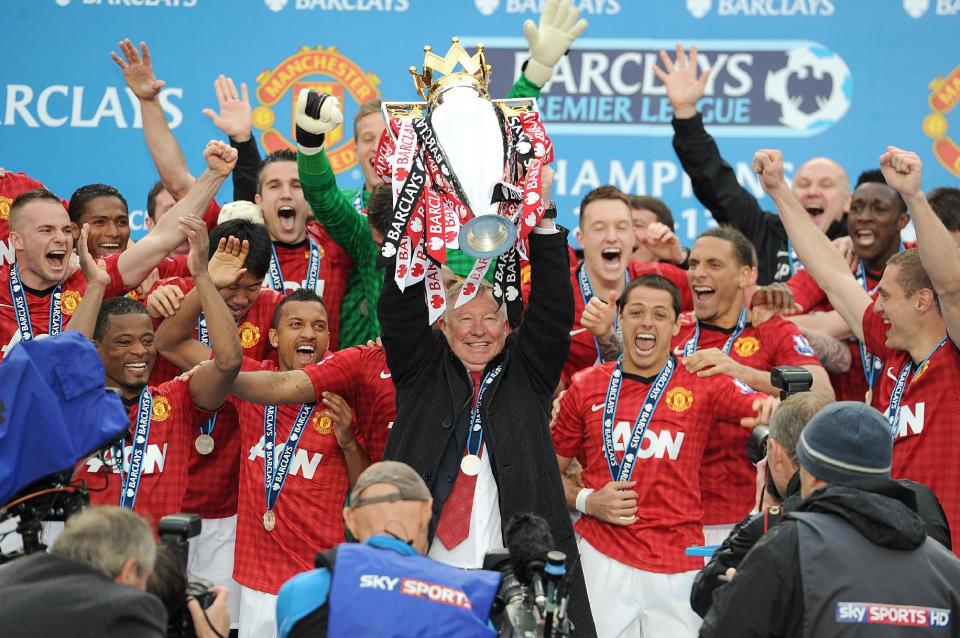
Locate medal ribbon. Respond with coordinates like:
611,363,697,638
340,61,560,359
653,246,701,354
267,240,321,293
196,313,217,438
886,336,948,435
683,306,749,357
10,263,62,341
602,356,676,482
353,189,365,216
263,403,316,513
465,363,505,459
856,261,884,394
118,386,153,509
578,266,629,363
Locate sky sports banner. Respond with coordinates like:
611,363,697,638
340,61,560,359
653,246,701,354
0,0,958,245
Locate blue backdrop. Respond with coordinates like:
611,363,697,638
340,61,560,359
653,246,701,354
2,0,958,245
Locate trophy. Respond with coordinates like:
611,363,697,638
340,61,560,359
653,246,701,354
376,38,554,323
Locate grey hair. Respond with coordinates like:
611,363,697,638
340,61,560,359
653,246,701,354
52,506,157,580
768,392,833,464
443,279,508,322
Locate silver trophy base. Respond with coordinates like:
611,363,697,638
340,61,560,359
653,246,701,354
459,215,517,259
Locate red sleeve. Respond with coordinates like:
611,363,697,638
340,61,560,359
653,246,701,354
161,378,218,428
710,375,762,424
786,270,828,313
100,252,132,297
860,301,894,360
629,261,693,312
146,276,195,299
551,376,587,460
155,255,190,279
203,200,221,231
302,347,362,398
763,317,822,367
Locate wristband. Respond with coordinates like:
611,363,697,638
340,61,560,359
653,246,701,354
543,200,558,219
575,488,594,514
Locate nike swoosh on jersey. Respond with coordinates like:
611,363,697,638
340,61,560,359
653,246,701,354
379,370,392,379
570,328,587,336
886,366,897,382
591,403,604,412
673,345,685,356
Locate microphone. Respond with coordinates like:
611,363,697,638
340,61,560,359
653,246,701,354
504,512,554,613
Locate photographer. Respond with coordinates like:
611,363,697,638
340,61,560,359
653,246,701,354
148,543,231,638
0,506,166,638
275,461,500,637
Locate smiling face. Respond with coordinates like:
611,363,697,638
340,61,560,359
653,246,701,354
792,157,850,231
579,198,634,287
873,263,921,351
438,290,509,373
269,299,330,372
219,271,263,321
355,112,386,191
74,195,131,258
97,313,156,398
847,182,908,266
619,284,681,376
10,199,74,289
255,160,310,244
687,235,752,324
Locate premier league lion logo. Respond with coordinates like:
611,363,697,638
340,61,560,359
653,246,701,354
765,45,852,133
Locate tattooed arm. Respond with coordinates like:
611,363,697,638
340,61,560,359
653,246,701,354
802,329,851,375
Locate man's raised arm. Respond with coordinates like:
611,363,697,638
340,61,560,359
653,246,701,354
754,150,870,341
882,146,960,345
117,140,236,290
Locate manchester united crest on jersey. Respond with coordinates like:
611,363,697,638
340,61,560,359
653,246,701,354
238,322,261,349
61,290,82,316
312,411,333,435
665,386,694,413
152,396,172,422
733,336,761,357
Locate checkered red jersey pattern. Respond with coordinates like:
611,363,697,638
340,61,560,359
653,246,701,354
76,379,214,531
786,267,883,407
0,255,128,361
559,261,695,387
302,345,396,463
0,171,49,267
862,303,960,550
267,221,352,350
672,314,821,524
553,360,761,573
147,278,281,387
231,358,352,594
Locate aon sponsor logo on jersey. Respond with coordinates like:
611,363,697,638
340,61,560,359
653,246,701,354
895,402,926,439
85,444,168,474
612,421,684,460
249,437,324,480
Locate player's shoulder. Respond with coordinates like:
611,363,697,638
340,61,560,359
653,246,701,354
569,361,617,388
150,378,192,407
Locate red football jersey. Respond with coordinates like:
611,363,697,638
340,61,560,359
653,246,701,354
147,277,282,386
0,171,50,268
181,398,241,519
232,358,354,594
263,221,352,351
76,379,214,530
861,303,960,550
302,345,396,463
787,266,884,407
560,262,694,386
672,313,820,524
553,360,761,573
0,256,128,360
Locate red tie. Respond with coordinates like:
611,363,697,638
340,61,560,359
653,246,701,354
435,371,483,550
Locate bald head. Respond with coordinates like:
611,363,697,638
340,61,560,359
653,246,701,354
792,157,851,231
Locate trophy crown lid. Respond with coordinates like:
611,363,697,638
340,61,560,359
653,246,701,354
410,37,490,104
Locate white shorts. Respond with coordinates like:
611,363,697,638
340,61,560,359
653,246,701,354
188,515,240,629
239,585,278,638
701,523,736,548
578,537,702,638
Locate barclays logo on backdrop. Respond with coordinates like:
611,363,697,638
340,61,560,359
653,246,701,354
902,0,960,16
55,0,199,6
686,0,835,18
265,0,409,10
474,0,620,16
471,38,852,137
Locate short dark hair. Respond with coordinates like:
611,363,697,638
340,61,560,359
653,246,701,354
146,543,187,627
272,288,325,329
257,149,297,193
94,296,150,342
617,274,681,319
855,169,907,213
579,185,630,228
354,99,383,140
209,219,273,280
9,188,63,232
697,225,757,269
366,183,393,237
146,180,166,221
927,187,960,233
68,184,128,224
627,195,675,231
